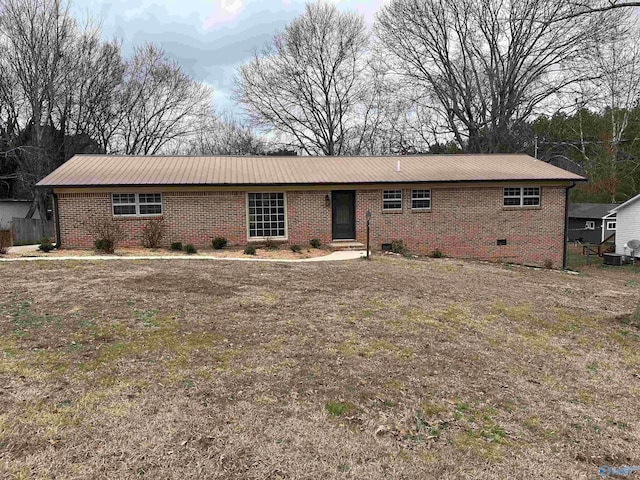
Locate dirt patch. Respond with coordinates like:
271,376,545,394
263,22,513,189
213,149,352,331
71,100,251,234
1,256,639,479
5,245,329,260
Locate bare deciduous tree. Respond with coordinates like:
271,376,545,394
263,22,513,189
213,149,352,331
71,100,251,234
592,20,640,146
376,0,624,153
56,26,124,152
572,18,640,200
0,0,74,215
559,1,640,20
0,1,215,212
114,44,213,155
236,2,369,156
182,113,265,155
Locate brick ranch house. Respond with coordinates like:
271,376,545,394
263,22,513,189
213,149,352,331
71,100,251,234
37,154,584,267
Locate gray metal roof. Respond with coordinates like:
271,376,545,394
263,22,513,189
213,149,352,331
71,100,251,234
607,193,640,215
568,203,619,219
37,154,585,188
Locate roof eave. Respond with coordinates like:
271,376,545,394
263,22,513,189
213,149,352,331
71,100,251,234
37,177,585,189
607,193,640,214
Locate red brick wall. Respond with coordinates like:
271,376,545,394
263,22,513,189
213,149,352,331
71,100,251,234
287,191,333,246
354,186,565,267
57,191,247,249
56,185,566,267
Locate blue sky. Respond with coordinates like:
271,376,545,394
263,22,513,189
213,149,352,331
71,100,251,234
72,0,387,114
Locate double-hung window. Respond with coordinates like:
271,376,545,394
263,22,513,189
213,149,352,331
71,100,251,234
112,193,162,216
503,187,540,207
411,189,431,210
383,190,403,211
247,192,286,239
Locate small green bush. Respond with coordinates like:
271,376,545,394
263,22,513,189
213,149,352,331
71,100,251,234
211,236,227,249
310,238,321,248
38,237,55,253
632,301,640,325
264,238,279,250
85,216,125,254
141,218,165,248
183,244,197,254
430,248,443,258
290,244,301,253
170,242,183,251
94,238,114,254
244,245,257,255
391,239,405,254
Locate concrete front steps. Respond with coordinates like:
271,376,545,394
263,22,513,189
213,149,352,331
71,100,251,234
328,241,366,251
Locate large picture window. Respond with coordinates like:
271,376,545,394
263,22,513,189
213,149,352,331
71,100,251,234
248,192,286,239
503,187,540,207
112,193,162,216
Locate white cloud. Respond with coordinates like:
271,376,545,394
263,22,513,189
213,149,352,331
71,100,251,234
204,0,245,28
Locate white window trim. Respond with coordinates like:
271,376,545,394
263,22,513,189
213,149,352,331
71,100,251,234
246,192,288,241
585,220,595,230
112,193,163,217
503,186,541,207
383,189,403,211
606,221,616,230
411,189,431,210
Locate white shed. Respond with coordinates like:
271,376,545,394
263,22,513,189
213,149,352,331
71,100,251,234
0,199,39,229
605,194,640,257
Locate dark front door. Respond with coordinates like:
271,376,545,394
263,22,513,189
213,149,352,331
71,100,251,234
332,190,355,240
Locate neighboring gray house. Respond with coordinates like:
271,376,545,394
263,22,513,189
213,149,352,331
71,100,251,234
0,199,40,229
567,203,617,244
604,194,640,257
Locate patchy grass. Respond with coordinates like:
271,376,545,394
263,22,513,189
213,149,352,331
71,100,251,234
0,257,639,478
566,244,604,269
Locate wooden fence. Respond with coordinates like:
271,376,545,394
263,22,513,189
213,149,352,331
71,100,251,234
0,227,12,248
11,217,54,244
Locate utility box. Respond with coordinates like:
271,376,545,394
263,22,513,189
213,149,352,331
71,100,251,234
603,253,624,266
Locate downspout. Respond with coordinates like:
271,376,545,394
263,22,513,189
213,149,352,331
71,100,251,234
53,192,61,248
563,183,575,270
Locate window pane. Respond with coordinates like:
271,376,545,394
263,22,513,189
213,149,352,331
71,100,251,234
139,204,162,215
413,199,430,209
114,205,136,215
383,190,401,200
523,197,540,206
504,197,521,206
113,193,135,204
139,193,161,204
412,189,430,199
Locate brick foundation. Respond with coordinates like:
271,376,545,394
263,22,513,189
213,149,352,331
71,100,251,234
56,184,567,267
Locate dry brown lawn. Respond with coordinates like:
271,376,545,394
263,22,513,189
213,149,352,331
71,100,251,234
1,256,639,479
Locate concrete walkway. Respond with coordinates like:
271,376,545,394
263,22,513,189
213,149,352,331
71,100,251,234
1,246,367,263
5,245,40,254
